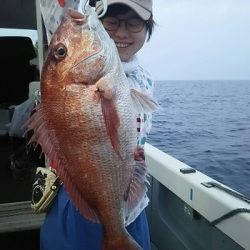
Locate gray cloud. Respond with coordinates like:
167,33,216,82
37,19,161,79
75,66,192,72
139,0,250,80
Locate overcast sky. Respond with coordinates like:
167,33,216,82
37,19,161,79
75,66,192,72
138,0,250,80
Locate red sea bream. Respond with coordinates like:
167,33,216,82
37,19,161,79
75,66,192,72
26,6,158,250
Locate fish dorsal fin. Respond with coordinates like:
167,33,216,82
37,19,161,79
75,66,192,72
59,166,100,223
25,105,100,223
25,105,56,161
123,160,149,221
100,96,121,159
130,89,159,113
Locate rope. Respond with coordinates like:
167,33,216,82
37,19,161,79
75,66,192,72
201,181,250,226
202,181,250,204
210,208,250,226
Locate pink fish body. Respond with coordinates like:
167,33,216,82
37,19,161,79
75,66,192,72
27,7,158,250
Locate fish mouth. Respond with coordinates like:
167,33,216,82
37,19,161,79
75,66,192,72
68,9,86,25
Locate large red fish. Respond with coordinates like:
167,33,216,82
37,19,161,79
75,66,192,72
27,7,158,250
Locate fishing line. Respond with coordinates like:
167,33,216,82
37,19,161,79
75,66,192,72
77,0,89,13
81,0,89,13
97,0,108,18
81,0,107,17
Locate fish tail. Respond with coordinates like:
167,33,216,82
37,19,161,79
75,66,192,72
102,233,142,250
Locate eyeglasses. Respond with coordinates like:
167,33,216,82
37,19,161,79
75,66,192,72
102,17,147,33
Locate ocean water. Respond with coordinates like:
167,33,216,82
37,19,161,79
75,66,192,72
147,80,250,198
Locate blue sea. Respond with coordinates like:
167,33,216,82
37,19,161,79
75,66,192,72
147,80,250,198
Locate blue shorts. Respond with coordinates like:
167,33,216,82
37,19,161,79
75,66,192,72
40,187,151,250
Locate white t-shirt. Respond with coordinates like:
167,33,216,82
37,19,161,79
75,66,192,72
122,57,155,226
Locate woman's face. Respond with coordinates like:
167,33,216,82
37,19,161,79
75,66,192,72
104,10,147,62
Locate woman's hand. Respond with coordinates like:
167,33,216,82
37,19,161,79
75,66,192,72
134,146,145,162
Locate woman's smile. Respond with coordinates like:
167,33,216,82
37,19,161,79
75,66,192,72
115,42,131,48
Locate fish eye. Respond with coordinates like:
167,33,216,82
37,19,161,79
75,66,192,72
54,43,67,60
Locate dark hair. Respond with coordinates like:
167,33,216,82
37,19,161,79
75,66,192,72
101,4,155,41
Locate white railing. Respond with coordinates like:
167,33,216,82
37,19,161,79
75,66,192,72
145,143,250,250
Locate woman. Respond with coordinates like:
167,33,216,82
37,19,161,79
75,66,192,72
40,1,155,249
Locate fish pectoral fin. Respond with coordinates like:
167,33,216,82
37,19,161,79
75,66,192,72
100,95,121,159
123,161,149,217
130,88,159,113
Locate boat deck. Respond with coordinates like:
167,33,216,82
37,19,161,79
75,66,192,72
0,201,43,250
